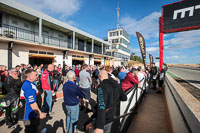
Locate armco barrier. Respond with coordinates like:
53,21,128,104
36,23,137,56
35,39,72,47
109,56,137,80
165,73,200,133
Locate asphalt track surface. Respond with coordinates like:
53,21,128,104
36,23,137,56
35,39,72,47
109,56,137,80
168,67,200,89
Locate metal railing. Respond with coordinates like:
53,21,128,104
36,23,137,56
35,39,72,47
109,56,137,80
97,76,148,133
0,23,71,48
0,23,39,42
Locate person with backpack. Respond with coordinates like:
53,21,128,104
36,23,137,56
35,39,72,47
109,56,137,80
94,70,127,133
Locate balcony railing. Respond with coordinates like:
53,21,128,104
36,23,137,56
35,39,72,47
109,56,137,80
0,23,72,49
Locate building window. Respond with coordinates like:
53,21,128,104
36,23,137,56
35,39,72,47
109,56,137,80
12,19,18,25
120,38,130,46
110,31,118,37
43,30,49,35
58,34,63,38
86,42,92,52
68,36,72,49
29,50,38,54
78,39,84,51
39,51,46,54
47,52,54,55
112,39,118,43
24,23,29,29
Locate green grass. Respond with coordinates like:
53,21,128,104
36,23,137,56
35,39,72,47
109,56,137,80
167,72,178,78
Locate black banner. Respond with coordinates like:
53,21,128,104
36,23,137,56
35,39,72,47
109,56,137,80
136,32,146,68
162,0,200,33
149,54,153,68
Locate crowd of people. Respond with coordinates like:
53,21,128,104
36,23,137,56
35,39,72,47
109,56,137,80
0,62,166,133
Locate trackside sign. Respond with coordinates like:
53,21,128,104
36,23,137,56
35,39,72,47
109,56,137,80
162,0,200,33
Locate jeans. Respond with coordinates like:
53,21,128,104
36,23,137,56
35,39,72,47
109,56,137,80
75,77,79,86
66,104,79,133
44,90,52,113
54,79,59,92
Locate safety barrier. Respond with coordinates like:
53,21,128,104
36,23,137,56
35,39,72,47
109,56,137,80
165,73,200,133
109,77,149,133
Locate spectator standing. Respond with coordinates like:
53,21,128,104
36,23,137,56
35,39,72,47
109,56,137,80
79,64,92,109
62,65,69,82
94,70,127,133
93,66,100,89
63,71,83,133
4,68,22,127
21,69,46,133
53,65,60,93
157,65,166,93
150,63,158,89
121,68,140,91
0,65,8,94
15,65,21,79
118,67,127,86
105,66,117,80
41,64,55,116
57,64,62,73
74,65,80,86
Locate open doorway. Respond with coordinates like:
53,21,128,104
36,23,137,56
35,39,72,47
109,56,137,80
94,61,101,66
29,57,54,66
72,60,84,66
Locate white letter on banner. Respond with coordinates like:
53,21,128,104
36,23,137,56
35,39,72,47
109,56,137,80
173,6,194,20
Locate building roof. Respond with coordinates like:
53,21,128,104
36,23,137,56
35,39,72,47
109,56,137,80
0,0,111,46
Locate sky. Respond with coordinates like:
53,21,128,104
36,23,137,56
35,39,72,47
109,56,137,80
15,0,200,64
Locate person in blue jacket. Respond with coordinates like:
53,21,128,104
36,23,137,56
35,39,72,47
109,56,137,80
63,70,84,133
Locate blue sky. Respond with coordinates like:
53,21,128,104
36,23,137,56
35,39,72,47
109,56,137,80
15,0,200,64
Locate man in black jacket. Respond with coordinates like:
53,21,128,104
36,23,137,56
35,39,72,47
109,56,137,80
4,68,22,127
94,70,127,133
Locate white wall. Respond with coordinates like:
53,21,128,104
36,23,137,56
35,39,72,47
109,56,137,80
12,44,64,67
0,42,8,66
12,44,29,67
165,74,200,133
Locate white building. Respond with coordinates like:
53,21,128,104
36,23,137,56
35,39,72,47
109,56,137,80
106,27,131,66
0,0,114,69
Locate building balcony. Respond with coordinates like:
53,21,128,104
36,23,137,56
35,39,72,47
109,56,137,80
0,23,73,49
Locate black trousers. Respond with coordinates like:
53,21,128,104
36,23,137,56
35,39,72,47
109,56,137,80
24,118,39,133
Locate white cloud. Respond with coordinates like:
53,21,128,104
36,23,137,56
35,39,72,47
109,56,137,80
121,11,161,39
15,0,82,20
166,56,179,59
164,30,200,50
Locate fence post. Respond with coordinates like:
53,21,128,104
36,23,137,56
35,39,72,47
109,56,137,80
135,85,138,111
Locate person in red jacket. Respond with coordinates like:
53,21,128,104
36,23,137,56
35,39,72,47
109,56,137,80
0,65,8,94
121,68,140,91
74,65,80,86
41,64,55,116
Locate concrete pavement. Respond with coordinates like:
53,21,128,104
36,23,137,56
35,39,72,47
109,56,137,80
0,86,97,133
127,89,173,133
168,67,200,89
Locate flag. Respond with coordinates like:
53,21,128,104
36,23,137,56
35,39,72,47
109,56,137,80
136,32,146,69
149,54,154,67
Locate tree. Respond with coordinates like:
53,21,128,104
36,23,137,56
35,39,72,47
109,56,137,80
130,52,143,63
